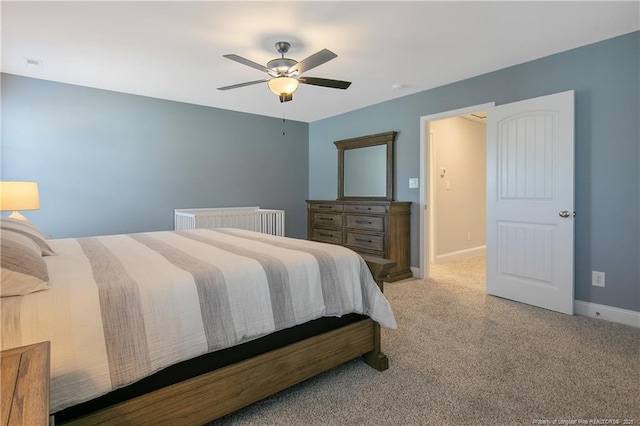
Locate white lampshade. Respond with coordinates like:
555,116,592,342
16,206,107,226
0,181,40,221
267,77,299,96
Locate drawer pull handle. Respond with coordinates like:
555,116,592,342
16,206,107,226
355,238,373,243
355,207,372,211
319,205,333,209
319,217,334,221
355,220,372,224
319,233,334,237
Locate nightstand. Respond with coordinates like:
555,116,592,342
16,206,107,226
1,341,50,425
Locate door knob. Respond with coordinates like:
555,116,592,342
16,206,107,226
559,210,574,218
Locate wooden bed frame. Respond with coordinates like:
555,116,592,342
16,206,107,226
64,256,395,425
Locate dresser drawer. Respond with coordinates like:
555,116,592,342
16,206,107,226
307,200,412,283
312,212,343,228
312,228,343,244
350,247,385,259
344,204,387,214
345,232,384,252
345,215,384,232
309,203,344,212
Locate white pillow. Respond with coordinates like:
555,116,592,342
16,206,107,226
1,229,50,297
0,216,55,256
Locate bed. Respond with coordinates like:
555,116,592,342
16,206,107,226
0,218,396,425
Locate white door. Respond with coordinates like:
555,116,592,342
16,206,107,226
486,91,575,314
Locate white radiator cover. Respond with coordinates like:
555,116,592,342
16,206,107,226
174,207,285,236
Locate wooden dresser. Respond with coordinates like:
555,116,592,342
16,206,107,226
307,200,411,281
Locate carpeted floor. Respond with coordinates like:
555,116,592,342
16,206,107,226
213,256,640,425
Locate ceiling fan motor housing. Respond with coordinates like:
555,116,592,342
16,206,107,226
267,58,298,76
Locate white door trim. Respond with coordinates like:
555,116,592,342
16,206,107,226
418,102,496,279
428,129,437,265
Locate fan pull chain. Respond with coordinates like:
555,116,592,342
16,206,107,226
282,112,286,136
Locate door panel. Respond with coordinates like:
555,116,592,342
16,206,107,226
487,91,574,314
498,222,554,284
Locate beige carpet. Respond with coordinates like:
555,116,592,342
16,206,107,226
214,256,640,425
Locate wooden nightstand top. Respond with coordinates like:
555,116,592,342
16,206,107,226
1,341,50,426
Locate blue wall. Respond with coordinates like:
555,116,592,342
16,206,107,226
309,32,640,312
2,32,638,312
1,75,309,239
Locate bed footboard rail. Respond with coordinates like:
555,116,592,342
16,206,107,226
64,320,376,426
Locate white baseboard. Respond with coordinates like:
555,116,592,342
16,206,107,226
574,300,640,328
434,245,486,264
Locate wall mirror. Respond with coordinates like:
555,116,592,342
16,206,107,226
335,131,396,201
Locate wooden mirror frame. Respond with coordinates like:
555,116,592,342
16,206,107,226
335,131,396,201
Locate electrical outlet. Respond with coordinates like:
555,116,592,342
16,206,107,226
409,178,419,189
467,231,471,241
592,271,605,287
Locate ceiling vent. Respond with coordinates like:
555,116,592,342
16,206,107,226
462,112,487,123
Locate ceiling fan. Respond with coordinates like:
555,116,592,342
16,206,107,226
217,41,352,103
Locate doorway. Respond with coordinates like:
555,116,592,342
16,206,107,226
429,113,487,267
419,102,495,280
418,92,575,315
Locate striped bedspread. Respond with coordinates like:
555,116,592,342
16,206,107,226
0,228,396,413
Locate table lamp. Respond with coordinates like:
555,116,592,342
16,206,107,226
0,181,40,221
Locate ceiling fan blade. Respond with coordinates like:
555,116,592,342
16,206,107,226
217,79,269,91
298,77,351,90
223,54,271,73
288,49,337,74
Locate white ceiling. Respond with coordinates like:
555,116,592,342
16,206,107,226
2,1,638,123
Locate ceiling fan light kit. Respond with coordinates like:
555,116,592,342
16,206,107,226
268,77,299,100
218,41,351,103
